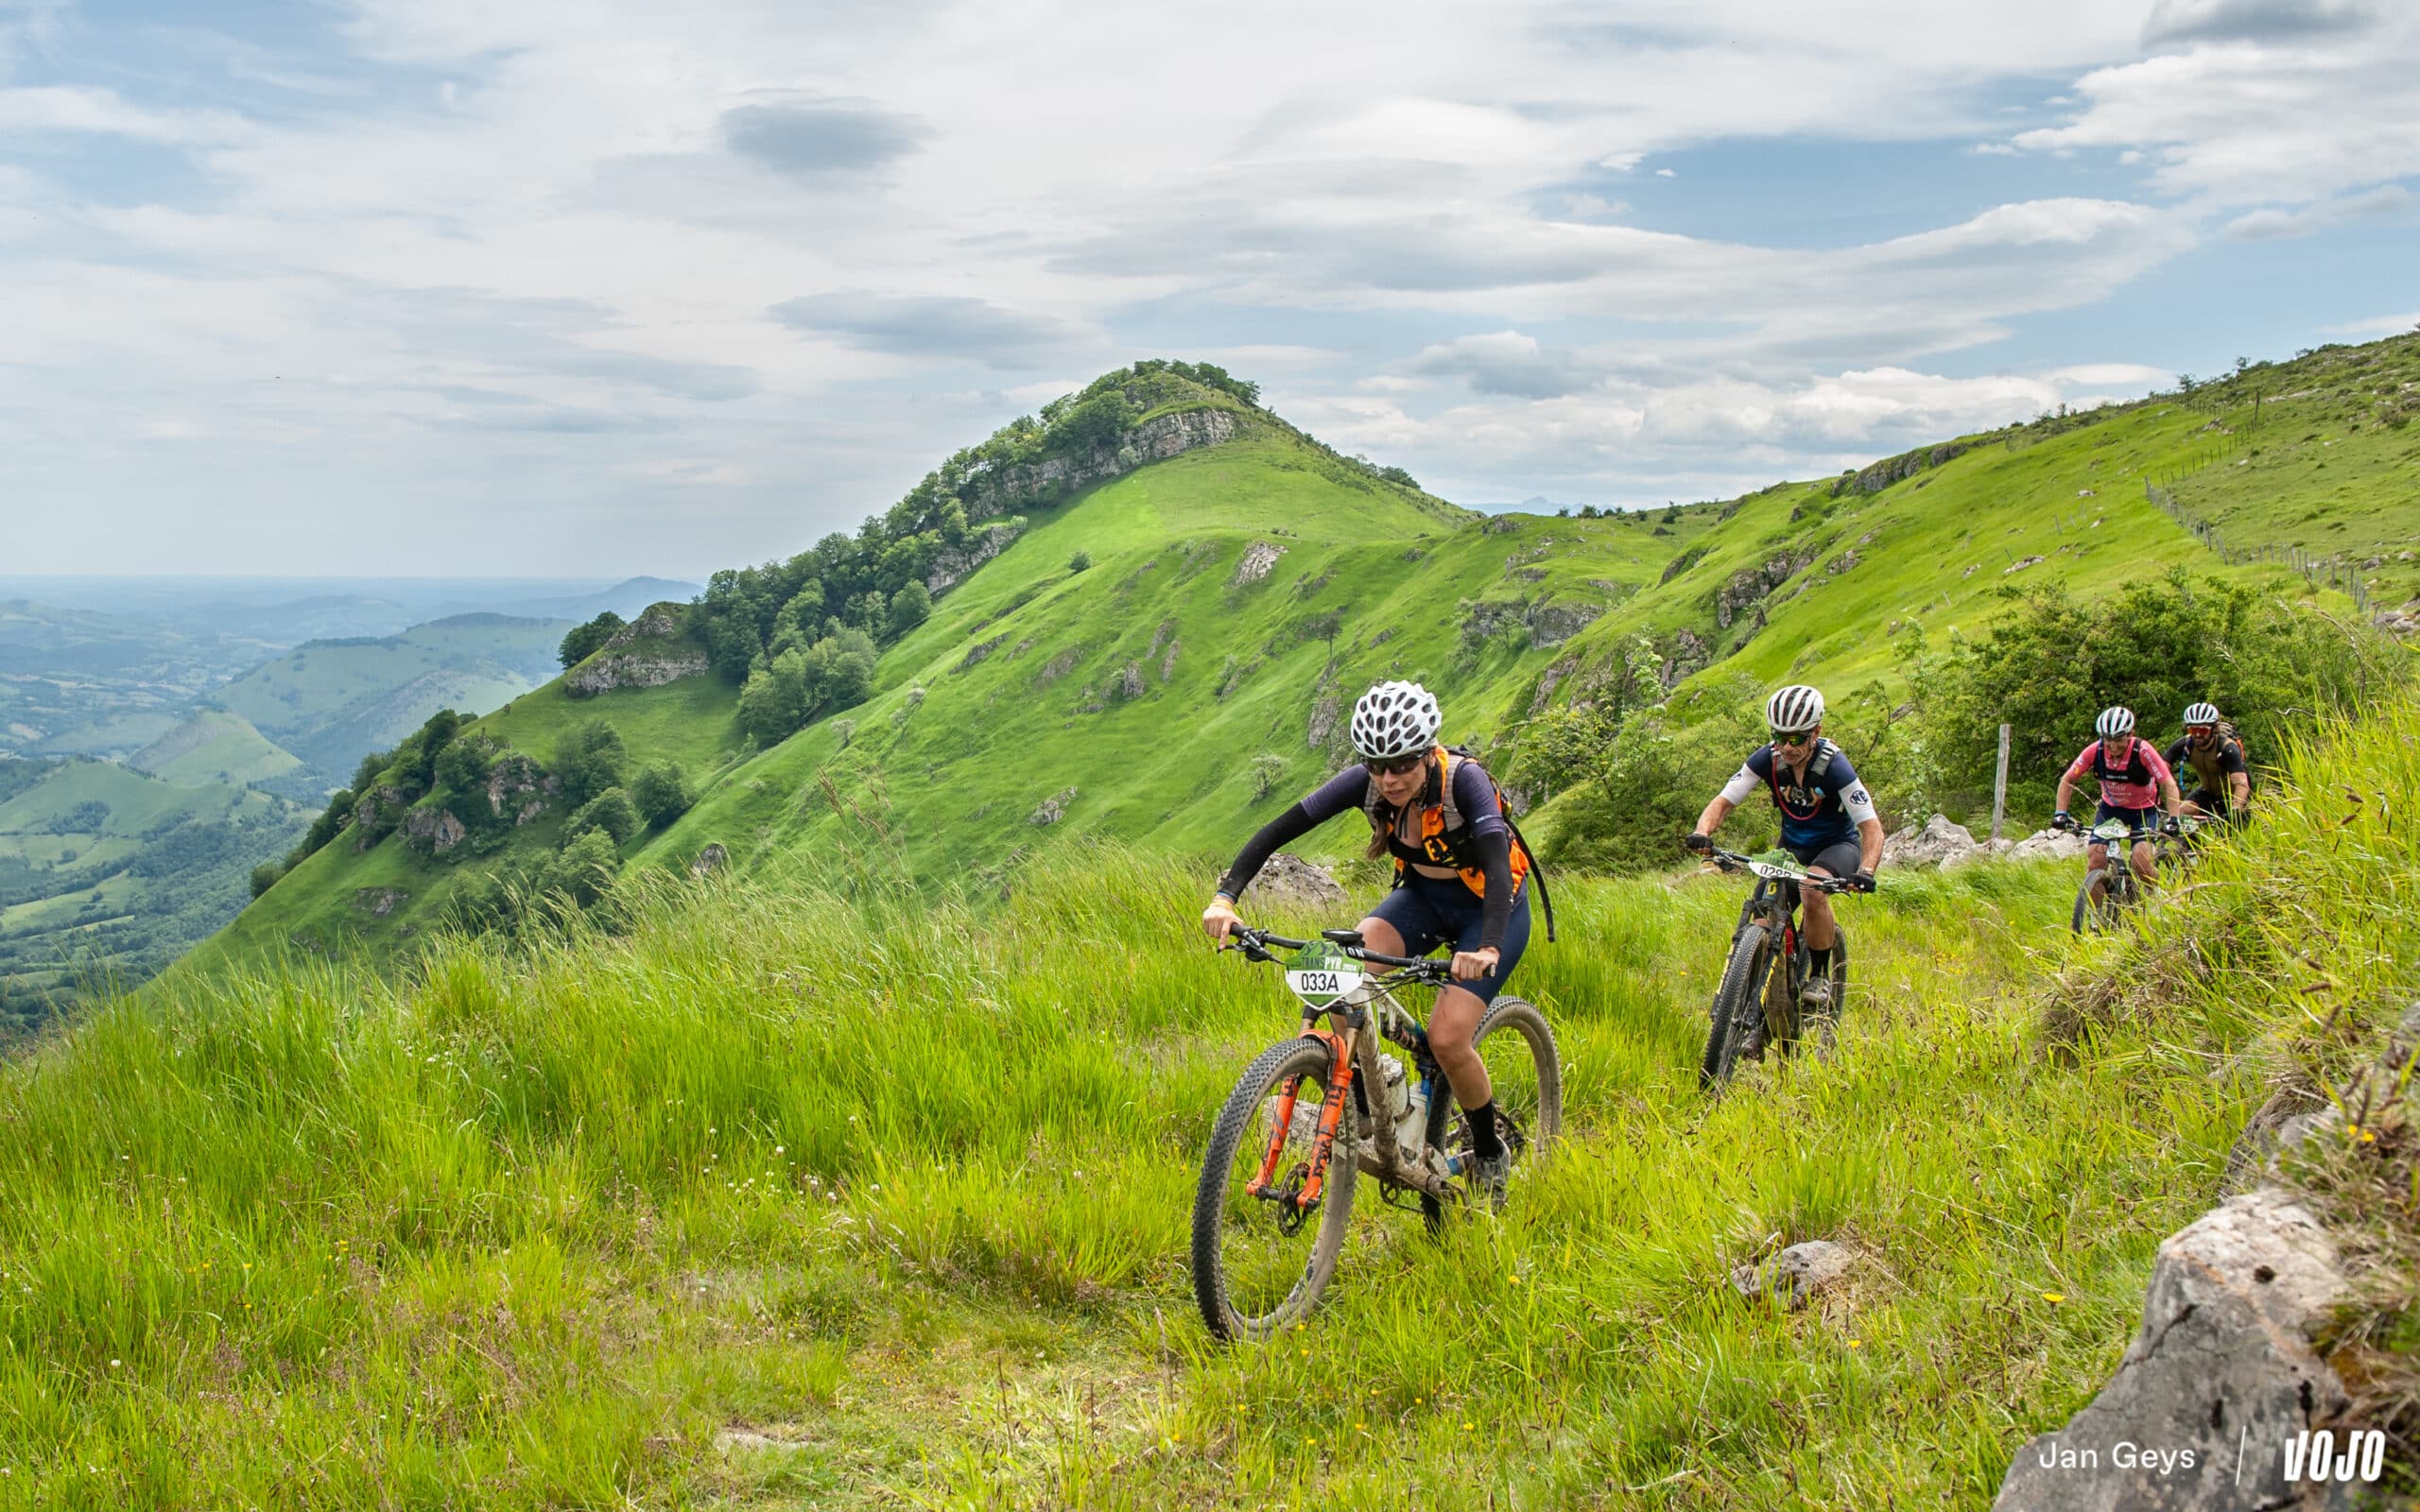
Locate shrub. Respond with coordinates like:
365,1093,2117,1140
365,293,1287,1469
1068,551,1093,574
557,610,625,670
571,787,640,846
555,720,627,807
1910,573,2407,820
631,763,691,830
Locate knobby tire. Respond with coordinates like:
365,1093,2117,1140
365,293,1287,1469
1701,923,1770,1092
1190,1036,1357,1342
1420,995,1564,1226
2072,868,2118,935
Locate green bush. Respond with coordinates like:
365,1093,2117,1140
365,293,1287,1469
557,610,626,670
1910,574,2408,820
555,720,627,807
631,763,691,830
571,787,640,847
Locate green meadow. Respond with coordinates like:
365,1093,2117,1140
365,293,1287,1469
9,688,2412,1506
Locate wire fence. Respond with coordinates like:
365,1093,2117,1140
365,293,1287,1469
2144,479,2375,616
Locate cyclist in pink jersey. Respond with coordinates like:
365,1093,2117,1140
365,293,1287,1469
2051,705,2184,897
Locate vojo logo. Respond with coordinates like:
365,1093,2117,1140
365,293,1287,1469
1285,941,1363,1009
2283,1428,2386,1486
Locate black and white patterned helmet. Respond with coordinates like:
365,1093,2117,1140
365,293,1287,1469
1350,680,1443,761
1764,684,1824,734
2096,705,2135,738
2182,701,2220,727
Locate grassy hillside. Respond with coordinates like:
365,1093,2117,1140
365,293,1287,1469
211,337,2420,985
127,709,303,789
11,691,2413,1506
0,757,305,1023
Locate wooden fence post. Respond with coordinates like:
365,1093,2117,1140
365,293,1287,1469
1991,724,2012,843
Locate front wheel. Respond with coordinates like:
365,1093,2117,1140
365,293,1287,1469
1191,1037,1357,1341
1700,924,1771,1092
1421,996,1563,1225
2071,868,2118,935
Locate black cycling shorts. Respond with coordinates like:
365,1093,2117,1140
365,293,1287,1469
1786,837,1862,879
1368,871,1531,1005
2094,801,2159,835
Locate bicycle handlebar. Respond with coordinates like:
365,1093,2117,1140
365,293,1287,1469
1218,923,1455,978
1702,845,1862,894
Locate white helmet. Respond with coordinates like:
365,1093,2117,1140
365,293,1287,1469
2182,701,2220,727
2096,706,2135,739
1350,680,1442,761
1765,684,1824,734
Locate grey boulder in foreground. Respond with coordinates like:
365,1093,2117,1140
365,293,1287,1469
1993,1188,2366,1512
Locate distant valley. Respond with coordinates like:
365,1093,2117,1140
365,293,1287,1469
0,575,697,1026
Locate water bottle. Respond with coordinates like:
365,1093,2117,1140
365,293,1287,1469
1373,1053,1408,1116
1396,1074,1432,1151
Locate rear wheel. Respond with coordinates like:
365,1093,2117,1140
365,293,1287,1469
1700,924,1771,1092
1814,928,1849,1057
1421,996,1562,1224
1191,1037,1357,1342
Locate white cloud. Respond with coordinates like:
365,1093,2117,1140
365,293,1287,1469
2046,362,2173,387
2322,310,2420,335
2222,182,2412,238
0,0,2386,573
2010,11,2420,207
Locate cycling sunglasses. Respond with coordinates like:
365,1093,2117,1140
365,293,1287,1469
1362,752,1428,777
1770,729,1816,747
2186,723,2218,736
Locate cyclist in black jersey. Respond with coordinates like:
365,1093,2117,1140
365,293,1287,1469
1201,680,1537,1207
1684,684,1881,1022
2167,701,2251,826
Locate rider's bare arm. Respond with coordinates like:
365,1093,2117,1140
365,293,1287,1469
1856,816,1884,873
1692,793,1734,838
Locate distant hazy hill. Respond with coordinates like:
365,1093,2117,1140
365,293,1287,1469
127,709,302,789
0,754,305,1024
213,614,574,780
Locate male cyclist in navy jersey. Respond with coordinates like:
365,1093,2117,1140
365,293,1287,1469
1683,684,1883,1021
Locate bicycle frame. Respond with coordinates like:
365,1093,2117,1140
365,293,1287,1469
1227,927,1460,1209
2082,816,2197,909
1707,848,1854,1045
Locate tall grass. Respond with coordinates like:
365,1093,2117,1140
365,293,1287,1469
0,797,2369,1506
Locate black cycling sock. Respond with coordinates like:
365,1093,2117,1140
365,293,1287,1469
1468,1100,1505,1160
1808,946,1833,977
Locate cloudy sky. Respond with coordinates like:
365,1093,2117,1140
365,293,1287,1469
3,0,2415,577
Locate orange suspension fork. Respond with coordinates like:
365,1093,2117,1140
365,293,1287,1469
1246,1027,1354,1200
1292,1027,1357,1209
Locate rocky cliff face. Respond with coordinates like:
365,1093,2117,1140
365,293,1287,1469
1832,440,1974,497
963,408,1243,523
1714,547,1819,630
925,523,1027,596
567,604,708,696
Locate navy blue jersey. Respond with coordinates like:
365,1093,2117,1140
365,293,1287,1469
1719,741,1878,850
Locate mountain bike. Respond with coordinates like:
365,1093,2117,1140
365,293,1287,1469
1190,924,1562,1342
1697,848,1861,1092
2065,815,2199,934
